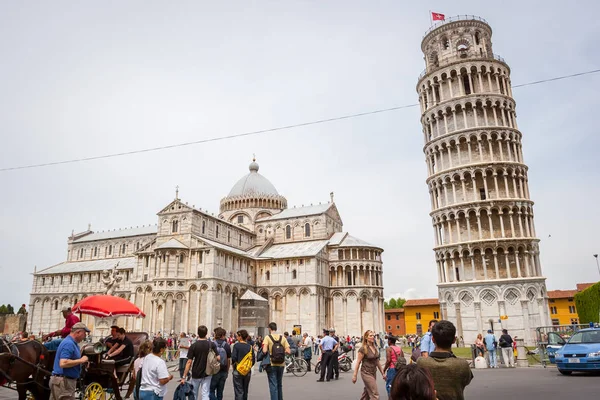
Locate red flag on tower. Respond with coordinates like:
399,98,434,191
432,12,445,21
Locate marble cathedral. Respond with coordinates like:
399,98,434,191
28,160,385,337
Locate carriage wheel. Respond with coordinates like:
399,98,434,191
84,382,106,400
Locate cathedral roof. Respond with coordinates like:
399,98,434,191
156,238,188,250
227,160,280,198
253,240,329,259
330,233,379,248
72,225,157,243
257,203,331,221
195,236,253,258
36,257,136,275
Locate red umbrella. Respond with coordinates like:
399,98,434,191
72,295,146,318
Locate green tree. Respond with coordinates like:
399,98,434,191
388,298,398,309
0,305,7,314
6,304,14,314
396,297,407,308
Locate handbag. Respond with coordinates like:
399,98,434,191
260,351,271,367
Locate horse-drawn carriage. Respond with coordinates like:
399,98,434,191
1,295,147,400
1,332,149,400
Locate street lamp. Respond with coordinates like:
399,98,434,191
594,254,600,277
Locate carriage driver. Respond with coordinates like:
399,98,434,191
43,306,81,351
50,322,90,400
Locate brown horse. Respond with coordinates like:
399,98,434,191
0,339,51,400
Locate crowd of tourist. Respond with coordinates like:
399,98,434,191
3,316,523,400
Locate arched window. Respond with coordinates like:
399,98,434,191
54,300,58,310
179,254,184,263
232,293,237,309
93,247,98,257
442,36,450,49
202,220,206,234
285,225,291,239
475,31,480,45
304,223,311,237
108,245,113,255
292,270,297,280
228,231,231,242
172,220,178,233
266,271,270,281
216,225,219,238
239,234,242,246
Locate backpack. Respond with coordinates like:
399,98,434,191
134,367,142,400
214,340,228,369
391,347,407,370
206,344,222,376
236,347,253,376
269,334,285,364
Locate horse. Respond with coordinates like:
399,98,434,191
0,338,51,400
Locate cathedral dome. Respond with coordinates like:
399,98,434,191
220,159,287,215
227,161,280,197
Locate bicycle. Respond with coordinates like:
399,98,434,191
284,355,308,377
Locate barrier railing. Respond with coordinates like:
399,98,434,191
422,15,489,39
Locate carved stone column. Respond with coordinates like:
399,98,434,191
474,301,483,335
454,301,463,338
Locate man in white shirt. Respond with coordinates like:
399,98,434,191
179,332,191,379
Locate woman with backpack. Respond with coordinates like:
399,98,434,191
383,336,405,399
231,330,255,400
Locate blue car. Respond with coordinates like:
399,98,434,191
553,327,600,375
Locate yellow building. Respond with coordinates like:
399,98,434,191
403,298,440,335
547,290,579,325
547,283,594,326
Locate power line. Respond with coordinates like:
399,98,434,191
1,68,599,172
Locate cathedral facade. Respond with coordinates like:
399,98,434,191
28,160,385,337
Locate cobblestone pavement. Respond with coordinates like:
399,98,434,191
1,366,599,399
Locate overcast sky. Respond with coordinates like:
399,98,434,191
0,1,599,309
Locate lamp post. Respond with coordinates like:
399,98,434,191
594,254,600,277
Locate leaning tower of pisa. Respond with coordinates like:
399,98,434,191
417,16,550,345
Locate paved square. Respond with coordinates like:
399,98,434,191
2,366,599,399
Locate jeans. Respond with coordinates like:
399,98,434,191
232,371,251,400
191,376,212,400
386,368,397,395
179,358,188,378
139,390,162,400
487,349,497,367
501,347,515,367
265,365,284,400
476,347,485,357
209,370,228,400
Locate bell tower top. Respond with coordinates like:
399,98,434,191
419,16,501,80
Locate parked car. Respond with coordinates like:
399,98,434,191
552,327,600,375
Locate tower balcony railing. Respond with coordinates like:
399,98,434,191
417,53,506,81
422,15,489,39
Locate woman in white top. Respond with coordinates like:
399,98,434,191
139,338,173,400
126,340,152,400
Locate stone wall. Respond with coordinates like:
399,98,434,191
0,313,27,334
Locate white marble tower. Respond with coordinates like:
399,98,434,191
416,16,550,344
